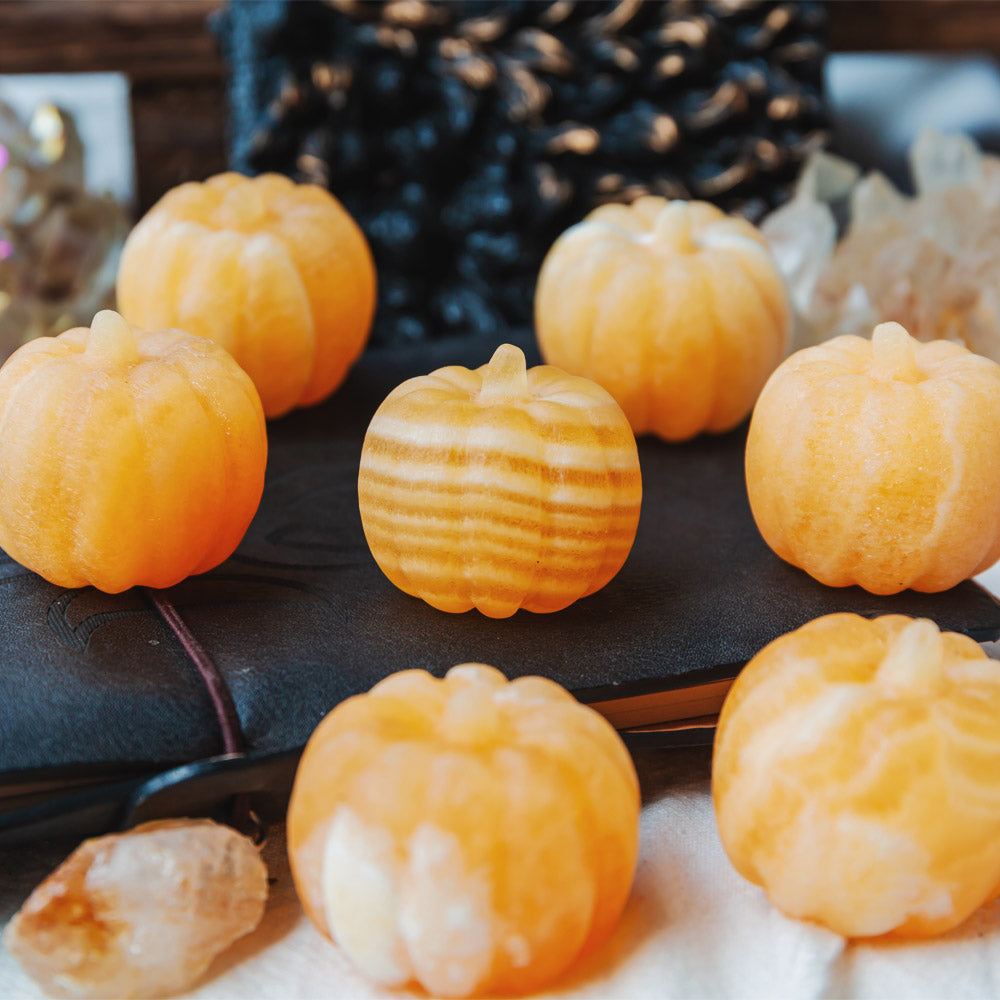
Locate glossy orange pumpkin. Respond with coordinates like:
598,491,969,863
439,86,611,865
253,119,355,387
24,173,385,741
535,197,790,441
0,310,267,593
713,613,1000,938
287,663,640,998
746,321,1000,594
116,172,376,418
357,343,642,618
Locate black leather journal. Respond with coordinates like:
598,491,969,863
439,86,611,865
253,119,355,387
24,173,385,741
3,332,1000,845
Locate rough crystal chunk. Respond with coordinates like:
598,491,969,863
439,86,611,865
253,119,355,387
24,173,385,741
760,150,859,350
910,127,982,195
763,128,1000,363
849,170,907,225
760,196,836,334
0,99,129,363
3,818,268,999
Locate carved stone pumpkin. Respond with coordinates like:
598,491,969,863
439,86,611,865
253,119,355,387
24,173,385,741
0,310,267,593
714,613,1000,938
288,663,640,997
357,343,642,618
117,172,376,418
535,197,790,441
746,321,1000,594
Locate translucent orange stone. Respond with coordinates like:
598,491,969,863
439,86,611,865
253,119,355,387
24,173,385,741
116,172,376,418
4,819,268,999
287,663,640,998
535,197,790,441
713,613,1000,938
0,310,267,593
357,343,642,617
746,321,1000,594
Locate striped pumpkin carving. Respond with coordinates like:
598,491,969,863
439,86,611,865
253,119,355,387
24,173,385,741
357,344,641,618
713,613,1000,938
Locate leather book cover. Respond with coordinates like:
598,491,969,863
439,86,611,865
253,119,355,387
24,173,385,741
3,332,1000,837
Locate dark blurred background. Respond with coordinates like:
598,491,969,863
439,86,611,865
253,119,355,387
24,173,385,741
3,1,998,211
3,0,1000,349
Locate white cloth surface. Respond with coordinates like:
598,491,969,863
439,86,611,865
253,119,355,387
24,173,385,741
3,564,1000,1000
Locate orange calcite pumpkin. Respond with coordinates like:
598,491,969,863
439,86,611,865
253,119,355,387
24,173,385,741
357,343,642,618
713,613,1000,938
535,197,790,441
116,172,376,418
746,321,1000,594
287,663,640,998
0,310,267,593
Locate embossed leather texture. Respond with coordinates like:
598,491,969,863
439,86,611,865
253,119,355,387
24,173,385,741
2,332,1000,841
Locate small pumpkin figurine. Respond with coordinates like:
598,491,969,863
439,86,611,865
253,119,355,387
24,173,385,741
287,662,640,998
535,197,790,441
746,321,1000,594
713,613,1000,938
0,310,267,593
357,343,642,618
116,172,376,418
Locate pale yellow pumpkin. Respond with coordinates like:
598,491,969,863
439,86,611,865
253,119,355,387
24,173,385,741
746,321,1000,594
713,613,1000,938
535,197,790,441
287,663,640,997
357,343,642,617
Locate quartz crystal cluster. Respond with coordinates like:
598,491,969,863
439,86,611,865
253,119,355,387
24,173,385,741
762,128,1000,360
0,100,129,363
3,819,268,999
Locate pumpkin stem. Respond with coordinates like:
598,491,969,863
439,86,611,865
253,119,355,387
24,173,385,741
228,179,267,229
440,683,501,747
876,618,946,697
871,322,922,383
87,310,140,369
652,200,697,253
479,344,529,402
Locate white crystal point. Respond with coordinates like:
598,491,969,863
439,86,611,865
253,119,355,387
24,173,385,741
966,286,1000,359
829,283,879,339
910,128,983,195
794,149,861,205
762,197,837,316
761,150,859,347
3,818,268,999
851,171,908,228
978,153,1000,208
